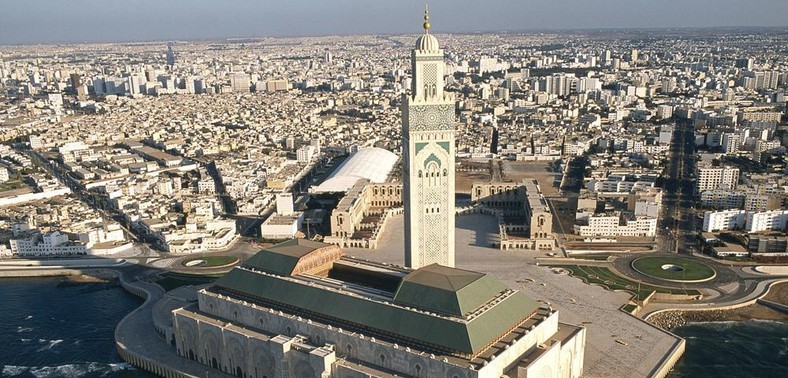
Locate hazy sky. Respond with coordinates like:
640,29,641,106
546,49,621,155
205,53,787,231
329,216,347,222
1,0,787,44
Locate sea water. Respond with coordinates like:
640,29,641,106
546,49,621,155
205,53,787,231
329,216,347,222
669,320,788,377
0,277,153,377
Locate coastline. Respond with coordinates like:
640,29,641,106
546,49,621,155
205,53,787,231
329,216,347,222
647,302,788,329
647,281,788,329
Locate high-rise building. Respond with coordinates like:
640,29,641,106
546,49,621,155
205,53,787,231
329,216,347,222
166,42,175,67
697,165,740,192
230,72,250,92
722,133,740,154
735,58,754,71
69,73,87,101
402,8,456,268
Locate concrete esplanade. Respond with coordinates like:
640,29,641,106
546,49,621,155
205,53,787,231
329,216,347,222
113,273,236,378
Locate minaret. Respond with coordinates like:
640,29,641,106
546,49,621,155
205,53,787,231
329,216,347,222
403,6,456,268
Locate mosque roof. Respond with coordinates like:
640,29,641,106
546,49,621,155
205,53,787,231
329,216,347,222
212,241,540,356
393,264,507,317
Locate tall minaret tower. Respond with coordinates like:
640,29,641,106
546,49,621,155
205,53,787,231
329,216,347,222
403,6,456,268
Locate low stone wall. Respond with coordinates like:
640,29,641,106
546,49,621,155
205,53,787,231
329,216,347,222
648,338,686,378
116,347,196,378
651,292,703,302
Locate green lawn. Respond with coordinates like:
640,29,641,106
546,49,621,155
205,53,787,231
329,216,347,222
552,265,701,301
631,256,715,281
622,303,639,313
156,272,221,291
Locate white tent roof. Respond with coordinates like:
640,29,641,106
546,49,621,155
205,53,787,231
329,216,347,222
314,147,398,193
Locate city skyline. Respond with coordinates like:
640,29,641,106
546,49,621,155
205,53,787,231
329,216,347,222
1,0,787,45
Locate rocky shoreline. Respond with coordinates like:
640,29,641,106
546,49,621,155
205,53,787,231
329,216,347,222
648,302,788,330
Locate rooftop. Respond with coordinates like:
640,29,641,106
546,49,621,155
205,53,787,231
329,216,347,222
212,240,540,356
314,147,398,193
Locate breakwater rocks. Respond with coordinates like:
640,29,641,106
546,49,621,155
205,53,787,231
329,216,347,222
647,309,735,329
648,303,788,330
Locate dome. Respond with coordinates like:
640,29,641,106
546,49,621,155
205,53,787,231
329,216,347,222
415,33,439,52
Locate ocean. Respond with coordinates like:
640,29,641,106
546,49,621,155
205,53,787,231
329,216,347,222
0,277,153,378
669,320,788,377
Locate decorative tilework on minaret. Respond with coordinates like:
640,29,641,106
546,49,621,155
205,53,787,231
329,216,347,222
403,6,456,268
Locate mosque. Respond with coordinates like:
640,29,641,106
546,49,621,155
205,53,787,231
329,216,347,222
167,8,585,378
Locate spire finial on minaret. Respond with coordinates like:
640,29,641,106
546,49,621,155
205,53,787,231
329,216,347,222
423,3,431,33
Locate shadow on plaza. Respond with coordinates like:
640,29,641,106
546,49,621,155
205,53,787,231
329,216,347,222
455,213,499,248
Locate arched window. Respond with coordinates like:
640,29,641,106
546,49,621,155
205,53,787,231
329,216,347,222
415,364,422,377
379,354,386,365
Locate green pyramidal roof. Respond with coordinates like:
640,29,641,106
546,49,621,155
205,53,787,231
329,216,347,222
242,239,331,276
211,241,541,355
393,264,507,317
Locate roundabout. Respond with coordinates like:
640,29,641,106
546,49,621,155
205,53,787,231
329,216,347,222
631,256,716,283
180,255,238,269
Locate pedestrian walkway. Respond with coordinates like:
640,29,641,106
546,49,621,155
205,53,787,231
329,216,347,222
114,272,234,377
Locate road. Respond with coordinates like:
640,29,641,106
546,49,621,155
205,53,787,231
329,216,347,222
658,119,698,255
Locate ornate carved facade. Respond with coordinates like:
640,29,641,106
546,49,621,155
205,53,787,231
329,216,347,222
403,10,456,268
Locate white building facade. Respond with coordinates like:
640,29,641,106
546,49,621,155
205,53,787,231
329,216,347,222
702,209,747,232
10,231,87,256
575,214,657,237
697,166,740,192
746,210,788,233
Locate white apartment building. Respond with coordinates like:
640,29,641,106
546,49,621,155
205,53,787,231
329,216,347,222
721,133,740,154
746,210,788,233
197,179,215,195
10,231,87,256
586,179,655,193
276,192,294,216
700,189,746,209
697,166,739,192
296,145,316,163
575,213,657,238
260,212,304,239
702,209,747,232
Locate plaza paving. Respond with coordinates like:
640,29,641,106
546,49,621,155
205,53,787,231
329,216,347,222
347,213,682,378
